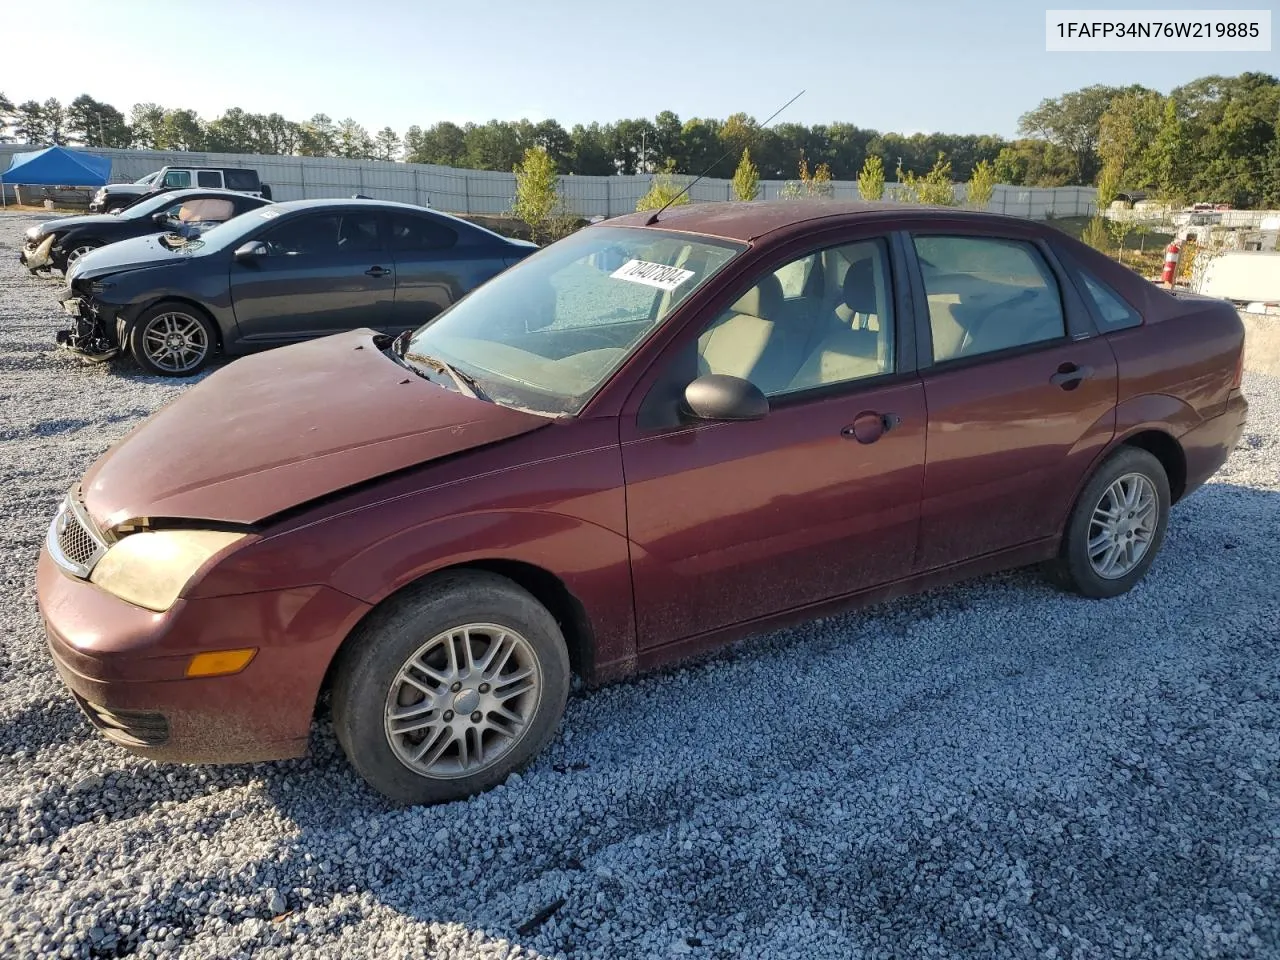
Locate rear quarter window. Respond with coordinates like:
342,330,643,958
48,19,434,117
1079,271,1143,331
223,170,260,191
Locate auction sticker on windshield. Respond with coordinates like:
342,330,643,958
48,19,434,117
610,259,695,291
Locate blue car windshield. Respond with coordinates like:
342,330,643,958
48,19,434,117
404,226,745,417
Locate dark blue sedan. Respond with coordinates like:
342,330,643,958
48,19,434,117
57,199,539,376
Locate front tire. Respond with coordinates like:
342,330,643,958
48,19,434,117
331,571,571,806
61,241,101,272
127,302,216,377
1046,446,1171,598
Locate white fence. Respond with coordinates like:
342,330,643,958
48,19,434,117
0,144,1099,220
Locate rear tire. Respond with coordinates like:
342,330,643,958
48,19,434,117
127,301,217,377
1045,446,1171,598
331,571,571,806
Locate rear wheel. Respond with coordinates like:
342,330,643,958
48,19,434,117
127,302,217,377
331,571,571,805
1045,446,1171,598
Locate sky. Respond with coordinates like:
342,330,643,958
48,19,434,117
2,0,1276,138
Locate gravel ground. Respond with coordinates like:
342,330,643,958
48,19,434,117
0,210,1278,960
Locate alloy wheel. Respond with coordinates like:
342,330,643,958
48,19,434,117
1087,472,1158,579
66,245,97,267
141,312,210,374
383,623,543,779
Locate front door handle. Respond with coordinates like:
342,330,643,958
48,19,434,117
841,411,899,444
1050,363,1093,390
366,266,392,278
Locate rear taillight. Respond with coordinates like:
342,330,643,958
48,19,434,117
1231,347,1244,389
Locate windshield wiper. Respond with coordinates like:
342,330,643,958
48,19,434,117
403,350,489,401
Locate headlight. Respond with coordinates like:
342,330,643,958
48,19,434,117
89,530,246,612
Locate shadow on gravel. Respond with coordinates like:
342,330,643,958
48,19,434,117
150,479,1272,956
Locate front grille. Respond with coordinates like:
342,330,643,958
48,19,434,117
47,491,109,578
73,693,170,747
57,510,99,567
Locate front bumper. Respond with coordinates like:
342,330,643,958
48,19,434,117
36,546,372,764
20,235,54,271
55,290,121,361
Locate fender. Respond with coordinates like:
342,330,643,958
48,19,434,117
328,508,637,679
1059,391,1200,525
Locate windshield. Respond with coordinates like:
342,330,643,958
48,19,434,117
119,191,193,220
404,226,745,416
133,173,157,185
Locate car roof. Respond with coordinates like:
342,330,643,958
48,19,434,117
602,199,1045,243
266,198,505,238
157,187,270,200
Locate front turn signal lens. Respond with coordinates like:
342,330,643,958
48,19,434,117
186,648,257,678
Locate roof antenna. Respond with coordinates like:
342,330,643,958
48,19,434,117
644,89,805,225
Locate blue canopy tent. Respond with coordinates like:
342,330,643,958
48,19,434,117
0,146,111,208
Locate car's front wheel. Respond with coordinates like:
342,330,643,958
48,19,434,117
331,571,571,805
62,241,101,271
127,302,217,376
1047,446,1171,598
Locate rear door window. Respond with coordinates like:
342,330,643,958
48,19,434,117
196,171,222,188
389,213,457,252
913,235,1067,363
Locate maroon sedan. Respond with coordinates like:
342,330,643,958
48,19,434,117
37,201,1248,805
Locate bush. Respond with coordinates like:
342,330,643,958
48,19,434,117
1081,216,1110,253
898,153,957,206
511,147,576,244
732,149,760,201
966,159,996,209
780,154,834,200
857,155,885,201
636,164,691,212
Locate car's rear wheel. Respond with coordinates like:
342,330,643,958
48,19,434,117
331,571,571,805
127,302,216,377
1046,446,1171,598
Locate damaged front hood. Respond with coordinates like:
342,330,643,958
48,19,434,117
80,330,551,528
69,234,194,282
36,214,122,237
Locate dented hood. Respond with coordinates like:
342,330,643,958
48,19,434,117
81,330,550,529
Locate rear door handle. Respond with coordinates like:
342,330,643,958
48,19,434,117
1050,363,1093,389
366,266,392,278
841,411,900,444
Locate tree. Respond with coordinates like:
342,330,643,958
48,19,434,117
129,103,167,149
1018,84,1146,183
335,118,374,159
966,159,996,209
1148,97,1187,207
511,146,574,243
1106,217,1130,263
1097,90,1164,190
206,107,262,153
13,100,50,144
781,153,834,199
374,126,401,162
568,123,614,175
857,154,885,200
731,149,759,201
636,163,691,211
66,95,130,147
261,113,301,155
298,114,338,157
0,91,13,142
159,109,205,151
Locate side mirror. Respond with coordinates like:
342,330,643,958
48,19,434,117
682,374,769,422
234,241,268,261
151,211,170,224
